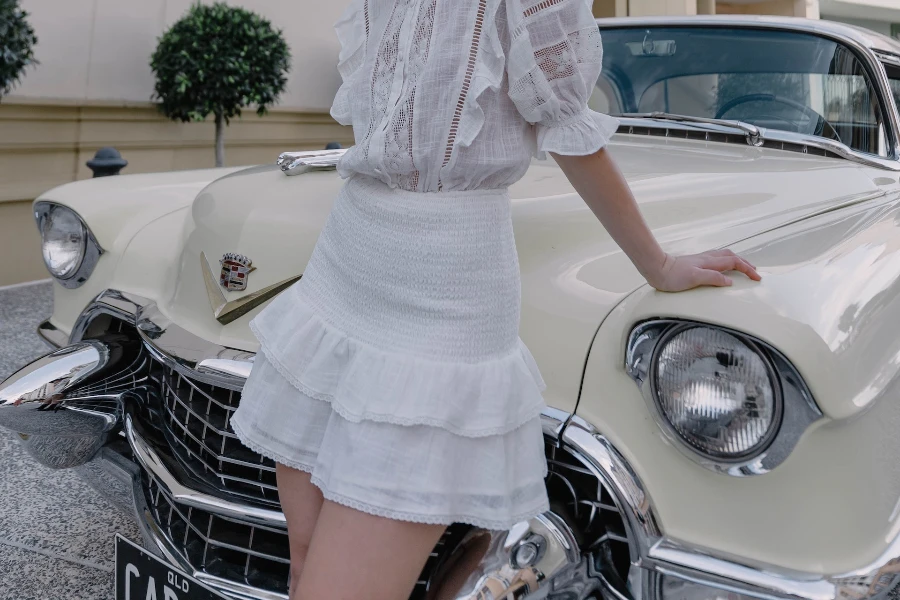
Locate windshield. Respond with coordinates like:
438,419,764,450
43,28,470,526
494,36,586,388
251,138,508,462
591,27,887,156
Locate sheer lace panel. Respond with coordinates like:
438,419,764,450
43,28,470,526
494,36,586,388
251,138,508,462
535,40,576,81
388,0,437,191
440,0,488,190
508,0,604,124
362,0,409,162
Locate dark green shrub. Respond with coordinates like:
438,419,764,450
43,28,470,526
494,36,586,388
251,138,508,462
151,2,291,166
0,0,38,100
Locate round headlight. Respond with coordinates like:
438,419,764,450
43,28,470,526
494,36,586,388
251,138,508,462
653,326,781,460
39,205,87,279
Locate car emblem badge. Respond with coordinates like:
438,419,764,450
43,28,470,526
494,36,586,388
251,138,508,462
219,253,255,292
201,252,301,325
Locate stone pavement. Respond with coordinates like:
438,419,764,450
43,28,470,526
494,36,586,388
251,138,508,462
0,281,141,600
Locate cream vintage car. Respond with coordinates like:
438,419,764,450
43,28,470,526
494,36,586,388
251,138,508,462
5,14,900,600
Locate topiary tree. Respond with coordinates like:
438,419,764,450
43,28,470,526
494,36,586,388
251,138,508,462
0,0,38,101
150,2,290,167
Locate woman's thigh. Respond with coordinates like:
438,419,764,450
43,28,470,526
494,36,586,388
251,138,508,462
276,464,325,594
293,500,446,600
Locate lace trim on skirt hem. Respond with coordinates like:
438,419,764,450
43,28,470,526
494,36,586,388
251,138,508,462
309,474,550,530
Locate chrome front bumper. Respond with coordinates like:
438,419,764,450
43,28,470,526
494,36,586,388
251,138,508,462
5,288,900,600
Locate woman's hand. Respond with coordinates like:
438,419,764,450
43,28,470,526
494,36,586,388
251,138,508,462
645,249,761,292
551,149,762,293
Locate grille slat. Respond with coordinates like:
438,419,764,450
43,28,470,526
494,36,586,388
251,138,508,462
155,359,281,505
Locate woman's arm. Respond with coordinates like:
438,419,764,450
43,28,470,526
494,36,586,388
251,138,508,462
551,148,761,292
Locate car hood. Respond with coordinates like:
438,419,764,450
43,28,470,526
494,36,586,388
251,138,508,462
156,136,884,413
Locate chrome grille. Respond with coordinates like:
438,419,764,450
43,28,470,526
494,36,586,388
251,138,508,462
145,475,290,593
145,474,456,598
152,359,280,506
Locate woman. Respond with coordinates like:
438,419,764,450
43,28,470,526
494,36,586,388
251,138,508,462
231,0,761,598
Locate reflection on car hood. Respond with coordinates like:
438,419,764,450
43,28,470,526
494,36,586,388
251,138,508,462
159,135,881,413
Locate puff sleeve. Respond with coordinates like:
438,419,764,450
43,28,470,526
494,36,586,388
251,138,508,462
505,0,619,157
329,0,367,127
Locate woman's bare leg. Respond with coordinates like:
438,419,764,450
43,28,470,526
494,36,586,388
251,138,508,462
294,500,446,600
276,464,325,597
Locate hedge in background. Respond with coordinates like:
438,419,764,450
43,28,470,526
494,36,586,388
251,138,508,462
0,0,38,100
151,2,291,167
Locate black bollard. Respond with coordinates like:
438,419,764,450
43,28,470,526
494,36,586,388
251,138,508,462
86,147,128,177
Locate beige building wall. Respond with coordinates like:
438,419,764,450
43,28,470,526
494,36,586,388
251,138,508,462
3,0,822,286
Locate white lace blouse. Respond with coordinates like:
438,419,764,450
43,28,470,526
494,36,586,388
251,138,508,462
330,0,620,192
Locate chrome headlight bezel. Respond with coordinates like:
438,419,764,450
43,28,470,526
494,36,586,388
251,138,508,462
626,319,821,476
34,201,104,288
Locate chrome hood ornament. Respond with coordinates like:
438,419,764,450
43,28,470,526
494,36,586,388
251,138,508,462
277,148,347,176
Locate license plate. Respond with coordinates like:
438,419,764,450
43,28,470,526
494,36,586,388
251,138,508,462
115,534,230,600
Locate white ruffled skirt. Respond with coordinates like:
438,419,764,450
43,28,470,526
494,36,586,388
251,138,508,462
231,175,550,529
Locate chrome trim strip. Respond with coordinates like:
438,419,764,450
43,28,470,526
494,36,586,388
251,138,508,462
70,289,148,343
648,540,834,600
540,405,570,438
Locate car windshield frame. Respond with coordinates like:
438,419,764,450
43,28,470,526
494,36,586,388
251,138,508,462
594,22,900,170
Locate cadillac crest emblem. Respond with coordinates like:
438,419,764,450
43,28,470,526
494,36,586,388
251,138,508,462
219,253,256,292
